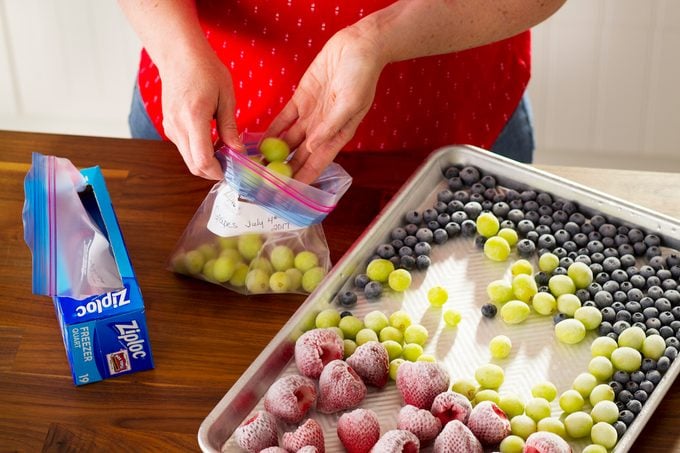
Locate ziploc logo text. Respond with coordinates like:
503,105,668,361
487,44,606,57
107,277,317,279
75,288,130,318
113,320,147,359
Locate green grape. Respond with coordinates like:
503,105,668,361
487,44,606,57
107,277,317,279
329,326,345,340
452,378,479,401
266,161,293,177
382,340,403,361
259,137,290,162
583,445,608,453
557,293,581,316
315,308,341,328
216,236,238,250
591,422,618,449
269,245,295,271
489,335,512,359
403,324,429,346
269,271,291,292
302,266,326,292
548,274,576,297
299,311,318,333
484,236,511,262
428,286,449,307
379,326,404,343
389,358,405,381
364,310,389,332
567,261,593,289
355,328,379,345
574,306,602,330
245,268,269,293
536,418,566,438
213,255,238,283
510,415,537,440
443,309,462,327
559,389,584,413
475,363,505,389
591,336,618,358
618,326,646,350
572,373,598,399
338,315,364,340
564,411,593,438
524,397,551,422
197,243,218,261
170,252,188,274
511,274,538,302
402,343,424,361
220,248,243,262
500,300,531,324
590,400,619,424
294,250,319,272
511,259,534,276
184,250,205,275
238,234,263,261
388,268,412,292
498,392,525,418
498,228,519,247
642,334,667,359
250,257,273,274
554,319,586,344
416,354,436,362
589,384,615,406
343,339,357,358
476,212,500,237
531,381,557,402
474,389,501,405
610,346,642,372
487,280,514,304
202,259,216,281
532,292,557,316
538,252,560,273
285,268,303,291
389,310,413,331
366,258,395,283
229,262,250,287
588,356,614,381
499,435,525,453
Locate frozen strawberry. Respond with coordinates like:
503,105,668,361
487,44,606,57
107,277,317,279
370,430,420,453
259,448,288,453
296,447,319,453
233,410,278,453
396,361,450,409
430,391,473,426
264,374,317,424
433,420,483,453
397,404,442,443
282,418,325,453
346,341,390,388
295,329,344,379
317,360,367,413
525,431,572,453
337,408,381,453
467,400,511,445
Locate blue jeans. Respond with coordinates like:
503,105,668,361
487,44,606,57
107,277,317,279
128,83,534,163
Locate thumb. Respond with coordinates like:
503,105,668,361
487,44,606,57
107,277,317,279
216,94,244,152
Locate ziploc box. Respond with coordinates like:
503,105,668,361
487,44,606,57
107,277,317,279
47,165,153,385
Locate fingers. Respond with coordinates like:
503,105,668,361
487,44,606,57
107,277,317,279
187,117,224,180
216,91,244,153
264,100,299,139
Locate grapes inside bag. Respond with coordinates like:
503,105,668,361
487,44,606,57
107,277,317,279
168,133,352,295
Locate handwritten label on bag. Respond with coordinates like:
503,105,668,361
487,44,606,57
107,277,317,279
207,184,304,237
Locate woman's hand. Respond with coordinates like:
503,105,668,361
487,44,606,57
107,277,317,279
265,26,386,184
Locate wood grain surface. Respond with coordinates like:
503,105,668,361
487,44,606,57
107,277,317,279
1,130,679,452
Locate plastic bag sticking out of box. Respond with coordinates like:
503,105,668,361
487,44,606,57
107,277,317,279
23,153,154,385
168,132,352,295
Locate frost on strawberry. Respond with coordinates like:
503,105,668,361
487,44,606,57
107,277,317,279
295,329,344,379
525,431,573,453
317,360,367,413
282,418,325,453
259,448,287,453
467,400,511,445
397,404,442,443
337,408,381,453
430,391,473,426
433,420,483,453
264,374,317,424
233,410,278,453
396,361,450,409
346,341,390,388
370,429,420,453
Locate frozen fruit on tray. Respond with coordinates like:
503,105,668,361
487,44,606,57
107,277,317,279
433,420,482,453
233,410,278,453
337,408,380,453
263,374,317,424
396,361,450,409
370,429,420,453
294,329,344,379
346,341,389,388
317,360,366,414
281,418,325,453
430,391,473,425
396,404,442,443
524,430,572,453
467,400,511,445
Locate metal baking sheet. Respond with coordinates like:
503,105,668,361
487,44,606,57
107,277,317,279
199,145,680,453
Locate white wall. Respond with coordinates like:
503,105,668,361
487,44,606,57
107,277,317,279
0,0,678,171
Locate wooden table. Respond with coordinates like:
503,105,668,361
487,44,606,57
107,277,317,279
1,130,679,452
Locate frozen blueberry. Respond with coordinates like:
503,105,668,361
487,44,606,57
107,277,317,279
416,228,434,244
389,256,400,267
338,291,358,307
354,273,370,289
364,281,383,299
391,239,404,251
632,313,646,324
613,321,632,335
500,219,515,230
404,235,418,248
601,307,616,323
447,200,465,214
640,359,656,372
437,213,451,227
400,255,416,270
646,246,662,259
475,235,487,249
399,246,414,257
444,222,461,238
404,223,419,235
423,208,439,224
443,165,460,178
463,201,483,220
633,242,647,257
614,370,631,384
535,271,550,287
625,380,639,393
618,409,635,426
660,312,675,327
461,220,477,237
639,380,655,394
618,390,634,405
492,202,511,218
553,267,568,276
626,399,643,415
481,303,498,318
470,182,486,194
634,390,648,403
459,166,481,185
599,322,613,336
448,177,464,191
437,189,455,204
614,421,628,438
554,313,569,324
416,255,431,271
526,211,541,225
434,201,448,214
414,242,432,256
517,219,535,236
377,243,396,259
657,356,671,373
610,381,624,394
433,228,448,244
517,239,536,258
450,211,468,225
665,345,678,359
404,210,422,225
660,326,674,338
507,209,525,224
646,370,662,385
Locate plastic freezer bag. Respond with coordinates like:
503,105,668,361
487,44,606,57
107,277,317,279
22,153,122,298
168,133,352,295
